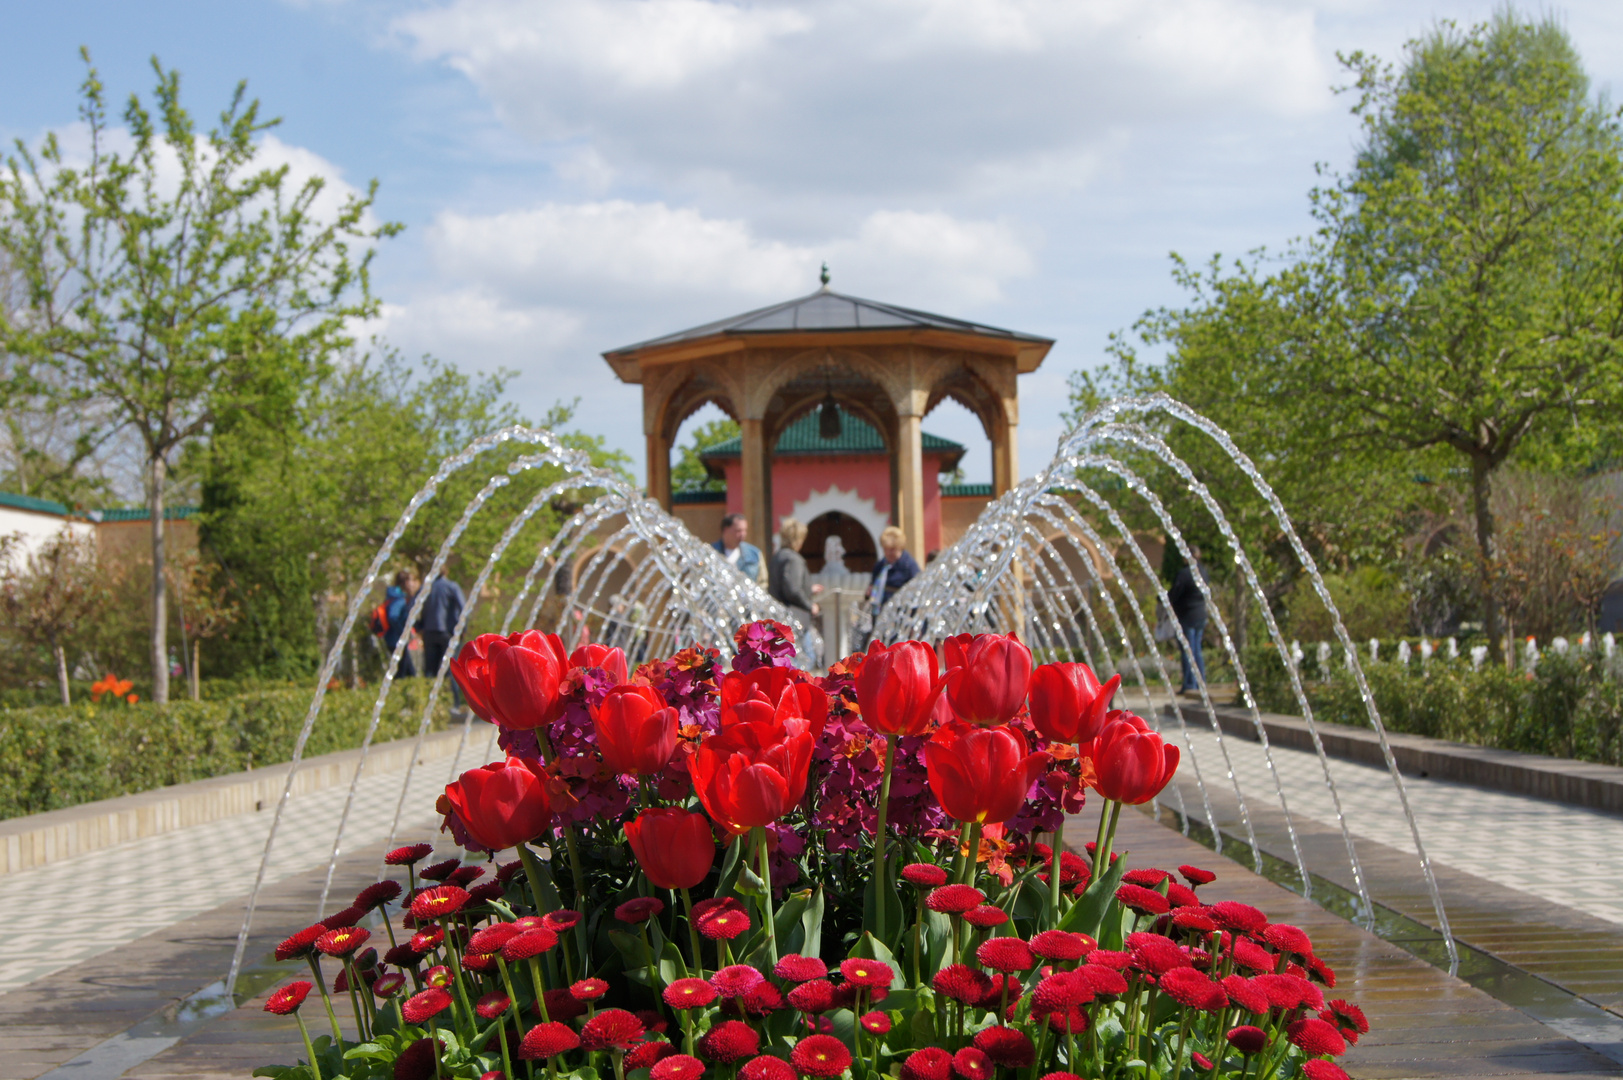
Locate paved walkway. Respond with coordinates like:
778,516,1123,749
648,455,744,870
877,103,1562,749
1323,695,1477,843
1158,717,1623,927
0,733,493,994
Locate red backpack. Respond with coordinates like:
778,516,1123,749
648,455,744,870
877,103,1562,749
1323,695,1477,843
369,602,390,638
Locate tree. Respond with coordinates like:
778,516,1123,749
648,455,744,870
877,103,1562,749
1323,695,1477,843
0,530,102,704
0,53,397,701
165,547,240,700
671,418,739,493
1291,13,1623,660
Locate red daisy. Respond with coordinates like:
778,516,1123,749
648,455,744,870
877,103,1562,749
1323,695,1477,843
462,952,497,973
1115,883,1170,916
1079,966,1128,998
959,905,1006,929
315,927,370,957
373,972,407,998
860,1011,891,1035
1308,956,1338,987
1230,938,1275,974
1322,999,1369,1037
1191,1054,1213,1071
976,937,1035,973
476,991,511,1019
1041,1074,1084,1080
502,927,560,961
901,1047,952,1080
385,843,434,866
571,978,611,1001
1301,1063,1351,1080
951,1047,992,1080
712,964,766,998
902,863,949,888
1126,933,1187,976
626,1038,676,1071
396,1037,444,1080
582,1008,647,1051
419,858,461,881
788,980,836,1014
410,926,445,952
741,1055,795,1080
665,978,720,1009
1222,975,1270,1014
424,965,455,989
839,958,895,989
321,906,364,930
1085,949,1131,970
617,897,666,923
652,1055,707,1080
693,898,752,941
513,916,547,930
1164,882,1202,908
933,964,993,1005
1287,1017,1347,1057
543,910,583,933
402,988,453,1024
1030,930,1093,962
1157,967,1225,1012
274,924,327,962
1172,909,1217,933
926,884,985,915
447,866,485,888
410,885,471,920
263,980,312,1015
1032,971,1092,1013
1044,1006,1090,1034
467,923,521,954
520,1021,582,1060
790,1034,852,1078
1121,868,1170,888
541,988,589,1021
974,1026,1035,1069
1207,901,1267,935
774,954,829,982
1263,923,1313,956
1256,973,1323,1012
741,982,785,1018
697,1020,759,1064
469,882,505,905
1178,864,1216,886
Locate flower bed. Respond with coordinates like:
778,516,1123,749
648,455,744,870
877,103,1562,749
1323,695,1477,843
255,623,1365,1080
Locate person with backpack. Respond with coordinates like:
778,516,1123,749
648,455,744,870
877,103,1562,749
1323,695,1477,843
371,569,418,677
416,572,467,684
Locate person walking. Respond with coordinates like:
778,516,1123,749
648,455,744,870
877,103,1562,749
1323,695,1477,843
713,513,766,586
415,572,466,681
769,518,822,621
1168,544,1211,694
382,569,417,677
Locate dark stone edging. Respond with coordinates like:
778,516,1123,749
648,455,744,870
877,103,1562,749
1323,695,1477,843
1162,701,1623,814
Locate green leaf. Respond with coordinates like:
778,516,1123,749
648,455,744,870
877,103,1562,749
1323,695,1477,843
1060,848,1127,939
798,886,825,959
659,939,690,985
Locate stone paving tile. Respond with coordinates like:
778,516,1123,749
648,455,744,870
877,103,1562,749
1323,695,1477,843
0,727,497,996
1163,721,1623,926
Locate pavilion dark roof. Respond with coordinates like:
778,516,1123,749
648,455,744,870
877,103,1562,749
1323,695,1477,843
700,405,963,462
605,288,1053,357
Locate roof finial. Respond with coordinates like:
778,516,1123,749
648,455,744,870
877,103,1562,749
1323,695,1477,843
819,261,830,290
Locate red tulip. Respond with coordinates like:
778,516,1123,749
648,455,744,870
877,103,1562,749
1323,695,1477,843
691,722,814,833
1029,663,1121,745
923,721,1051,825
625,807,715,890
719,669,828,739
593,685,678,776
487,630,569,730
1087,713,1179,805
449,634,504,722
571,643,629,684
942,633,1032,726
854,639,947,737
443,756,553,851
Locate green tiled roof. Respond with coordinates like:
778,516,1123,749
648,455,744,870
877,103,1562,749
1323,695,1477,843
672,489,726,504
0,491,69,515
700,406,964,459
941,483,993,497
94,505,198,522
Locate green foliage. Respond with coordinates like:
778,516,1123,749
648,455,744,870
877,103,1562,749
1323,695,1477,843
199,346,631,678
0,52,397,701
0,680,450,820
1277,566,1410,643
1248,647,1623,765
672,417,739,493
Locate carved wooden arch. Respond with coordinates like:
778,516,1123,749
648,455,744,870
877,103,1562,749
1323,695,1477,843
743,346,910,421
650,361,745,446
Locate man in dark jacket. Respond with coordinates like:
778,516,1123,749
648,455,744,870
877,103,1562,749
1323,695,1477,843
868,526,920,609
1168,545,1210,693
415,573,466,681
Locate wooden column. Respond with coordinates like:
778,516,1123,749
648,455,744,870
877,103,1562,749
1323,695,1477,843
896,412,927,564
993,405,1019,496
740,417,768,542
646,430,672,510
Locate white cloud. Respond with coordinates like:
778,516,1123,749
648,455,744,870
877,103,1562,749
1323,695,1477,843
424,198,1033,309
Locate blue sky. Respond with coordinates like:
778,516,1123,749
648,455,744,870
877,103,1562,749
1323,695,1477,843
6,0,1622,487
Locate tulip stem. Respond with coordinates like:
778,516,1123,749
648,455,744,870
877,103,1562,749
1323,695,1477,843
517,842,550,919
1094,801,1124,881
958,820,983,886
752,826,779,966
1049,818,1065,921
871,737,897,945
680,887,705,976
562,825,591,966
294,1010,323,1080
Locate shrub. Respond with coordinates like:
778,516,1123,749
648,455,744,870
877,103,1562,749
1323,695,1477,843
0,680,453,820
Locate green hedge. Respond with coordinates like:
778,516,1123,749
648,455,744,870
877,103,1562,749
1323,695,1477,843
0,681,453,821
1246,646,1623,766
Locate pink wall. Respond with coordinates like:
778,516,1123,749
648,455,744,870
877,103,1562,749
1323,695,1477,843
719,452,949,551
